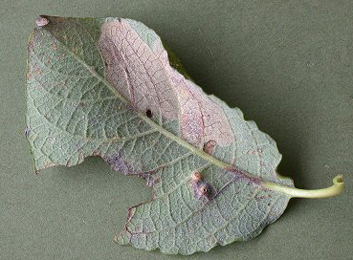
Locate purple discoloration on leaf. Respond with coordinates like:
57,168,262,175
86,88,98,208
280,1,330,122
104,152,137,175
98,19,180,121
137,170,157,186
105,153,158,186
227,167,262,185
191,179,215,200
210,168,263,200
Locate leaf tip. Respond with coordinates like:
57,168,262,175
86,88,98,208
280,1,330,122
35,16,49,27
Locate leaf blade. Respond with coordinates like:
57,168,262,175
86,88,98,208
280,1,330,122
27,16,293,255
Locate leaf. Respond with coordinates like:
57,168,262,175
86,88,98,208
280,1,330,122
26,16,344,255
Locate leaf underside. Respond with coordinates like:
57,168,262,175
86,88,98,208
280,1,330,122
26,16,294,255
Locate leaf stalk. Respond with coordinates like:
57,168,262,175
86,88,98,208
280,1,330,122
263,175,345,198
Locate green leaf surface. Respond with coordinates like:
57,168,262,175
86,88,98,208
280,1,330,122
26,16,318,255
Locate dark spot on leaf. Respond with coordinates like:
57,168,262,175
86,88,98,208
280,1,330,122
203,140,217,155
192,179,215,200
146,109,152,118
24,127,31,138
202,186,208,194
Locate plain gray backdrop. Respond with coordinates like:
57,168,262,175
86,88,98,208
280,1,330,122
1,0,352,259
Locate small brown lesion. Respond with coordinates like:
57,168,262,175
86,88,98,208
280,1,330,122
190,171,214,200
191,171,202,181
203,140,217,155
198,184,209,196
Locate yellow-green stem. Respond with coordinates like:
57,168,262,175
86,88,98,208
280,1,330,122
264,175,345,198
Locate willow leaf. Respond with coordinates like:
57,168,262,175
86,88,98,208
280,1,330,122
26,16,344,255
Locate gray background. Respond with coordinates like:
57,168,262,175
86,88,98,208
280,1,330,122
1,0,352,259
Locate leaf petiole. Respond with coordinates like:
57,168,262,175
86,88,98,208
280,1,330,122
263,175,345,198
